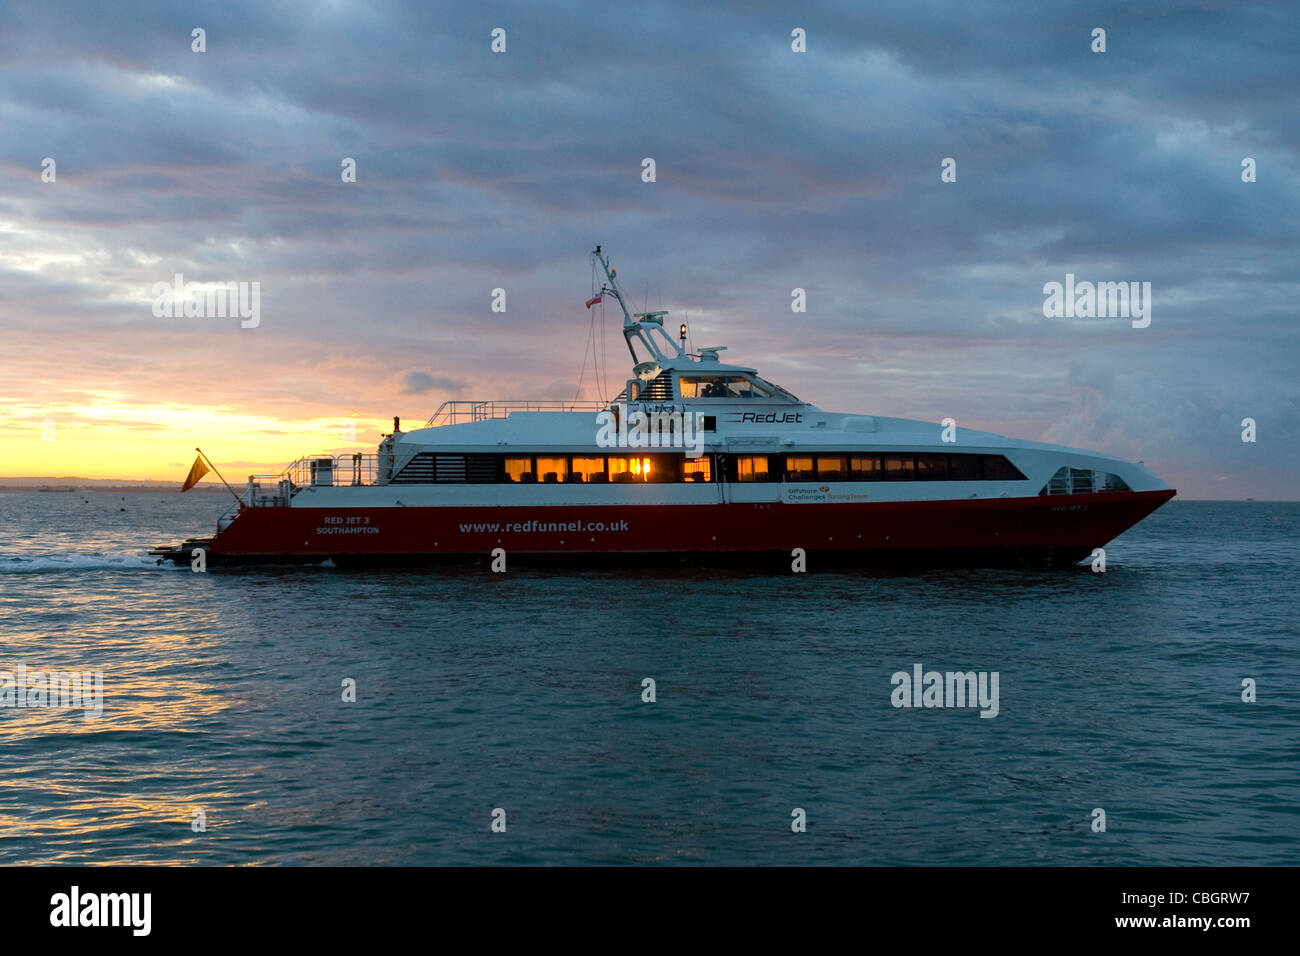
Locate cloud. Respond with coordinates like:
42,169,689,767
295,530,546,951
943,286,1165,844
399,371,465,394
0,0,1295,495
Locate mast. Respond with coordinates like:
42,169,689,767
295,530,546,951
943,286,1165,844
591,245,686,368
592,245,633,327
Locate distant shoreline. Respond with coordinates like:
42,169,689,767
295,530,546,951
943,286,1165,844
0,481,228,493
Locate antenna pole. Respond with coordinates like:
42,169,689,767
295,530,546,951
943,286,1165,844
593,246,633,327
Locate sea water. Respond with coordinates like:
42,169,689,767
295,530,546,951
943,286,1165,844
0,492,1296,865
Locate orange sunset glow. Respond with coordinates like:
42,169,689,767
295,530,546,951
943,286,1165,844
0,396,387,481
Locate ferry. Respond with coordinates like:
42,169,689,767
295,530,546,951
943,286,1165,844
153,246,1175,568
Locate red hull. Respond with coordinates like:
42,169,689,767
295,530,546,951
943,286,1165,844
200,489,1175,565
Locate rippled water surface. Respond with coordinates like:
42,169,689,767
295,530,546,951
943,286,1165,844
0,492,1296,864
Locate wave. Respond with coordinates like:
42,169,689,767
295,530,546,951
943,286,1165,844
0,552,178,573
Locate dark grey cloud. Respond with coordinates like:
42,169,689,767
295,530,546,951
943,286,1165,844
0,0,1296,495
399,370,465,394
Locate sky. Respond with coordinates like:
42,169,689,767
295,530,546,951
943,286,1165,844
0,0,1296,497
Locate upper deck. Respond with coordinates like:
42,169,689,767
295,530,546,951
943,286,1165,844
238,245,1171,507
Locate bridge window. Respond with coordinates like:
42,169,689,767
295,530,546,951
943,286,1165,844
679,375,772,399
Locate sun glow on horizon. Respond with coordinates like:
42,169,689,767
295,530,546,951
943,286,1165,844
0,398,387,480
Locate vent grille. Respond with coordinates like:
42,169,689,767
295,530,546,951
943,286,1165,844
392,453,435,484
392,452,500,484
434,455,467,482
641,371,674,401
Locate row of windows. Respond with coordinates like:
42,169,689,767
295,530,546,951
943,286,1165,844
392,452,711,484
392,452,1026,484
733,453,1026,482
503,454,713,484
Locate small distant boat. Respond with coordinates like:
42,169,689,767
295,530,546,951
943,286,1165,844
153,246,1175,568
37,485,78,493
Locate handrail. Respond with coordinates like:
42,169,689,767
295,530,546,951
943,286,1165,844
244,453,379,507
424,399,606,428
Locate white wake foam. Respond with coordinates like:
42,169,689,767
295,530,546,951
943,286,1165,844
0,552,178,572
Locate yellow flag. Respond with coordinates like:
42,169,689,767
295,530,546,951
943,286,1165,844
181,453,210,492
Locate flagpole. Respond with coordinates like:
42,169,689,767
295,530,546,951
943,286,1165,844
196,448,243,506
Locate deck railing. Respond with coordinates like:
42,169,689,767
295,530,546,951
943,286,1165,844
245,453,379,507
424,399,606,428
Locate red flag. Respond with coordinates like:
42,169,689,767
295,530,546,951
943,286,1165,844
585,295,603,309
181,453,210,492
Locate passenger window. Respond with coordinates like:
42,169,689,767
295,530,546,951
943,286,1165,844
915,454,949,480
535,457,568,483
948,455,983,480
608,457,655,482
504,457,534,483
816,456,846,480
849,456,881,480
683,458,712,482
785,456,815,480
571,456,605,483
883,454,915,480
